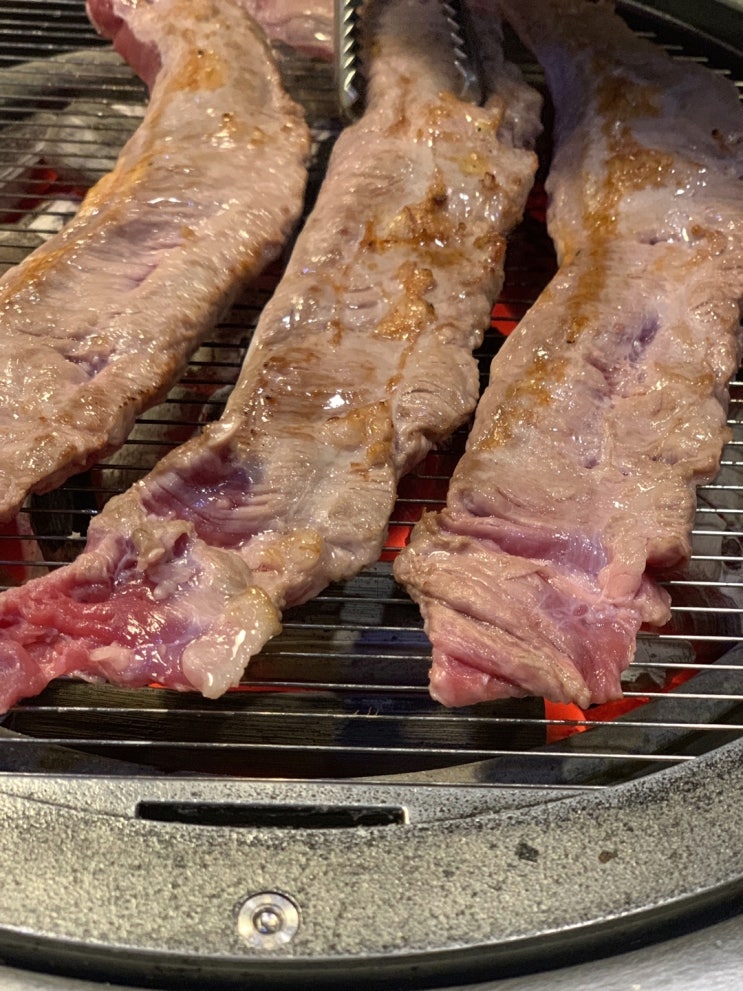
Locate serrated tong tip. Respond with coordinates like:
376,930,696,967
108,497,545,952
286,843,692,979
442,0,484,105
334,0,484,122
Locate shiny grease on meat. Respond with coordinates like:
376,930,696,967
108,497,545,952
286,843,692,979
0,0,541,709
394,0,743,709
237,0,333,60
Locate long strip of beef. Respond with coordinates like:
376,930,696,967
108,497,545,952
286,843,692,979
0,0,540,710
394,0,743,709
0,0,310,522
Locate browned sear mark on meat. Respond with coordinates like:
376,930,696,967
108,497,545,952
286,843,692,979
375,262,436,340
481,350,568,449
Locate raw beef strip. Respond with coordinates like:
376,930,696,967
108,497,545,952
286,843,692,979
0,0,541,710
394,0,743,709
0,0,311,522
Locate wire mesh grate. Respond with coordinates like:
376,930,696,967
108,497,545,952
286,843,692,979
0,1,740,786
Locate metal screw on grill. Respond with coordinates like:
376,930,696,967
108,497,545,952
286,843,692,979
236,891,300,949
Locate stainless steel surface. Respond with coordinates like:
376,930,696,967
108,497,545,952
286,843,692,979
334,0,483,121
0,1,739,988
334,0,364,119
443,0,485,103
236,892,301,949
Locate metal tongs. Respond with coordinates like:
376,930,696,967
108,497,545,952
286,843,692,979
334,0,484,122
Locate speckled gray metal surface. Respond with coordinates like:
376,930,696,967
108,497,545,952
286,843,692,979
0,739,737,986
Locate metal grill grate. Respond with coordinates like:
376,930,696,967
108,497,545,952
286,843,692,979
0,0,740,788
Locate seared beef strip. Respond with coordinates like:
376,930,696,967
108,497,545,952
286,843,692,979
394,0,743,708
0,0,540,709
0,0,310,522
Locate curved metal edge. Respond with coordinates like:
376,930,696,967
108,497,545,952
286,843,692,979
0,912,741,991
0,884,741,991
624,0,743,57
0,738,737,987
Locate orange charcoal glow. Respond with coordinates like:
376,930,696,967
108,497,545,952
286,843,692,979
0,168,86,226
381,523,413,562
526,183,548,225
544,700,587,742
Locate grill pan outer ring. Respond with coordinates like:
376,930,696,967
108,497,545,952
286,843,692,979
0,737,737,987
0,0,740,986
